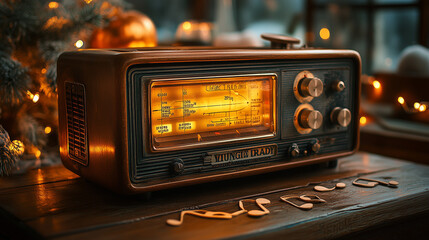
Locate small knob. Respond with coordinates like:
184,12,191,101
261,33,300,49
299,77,324,98
299,109,323,130
311,140,321,153
330,107,352,127
289,144,300,158
332,80,345,92
171,158,184,175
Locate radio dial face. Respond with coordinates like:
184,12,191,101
294,103,323,134
293,71,324,103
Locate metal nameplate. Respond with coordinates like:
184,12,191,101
204,144,277,166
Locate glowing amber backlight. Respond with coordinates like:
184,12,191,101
150,75,276,150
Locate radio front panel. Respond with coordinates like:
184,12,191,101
127,59,358,184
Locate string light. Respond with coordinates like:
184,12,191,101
414,102,420,109
32,93,39,103
183,21,192,31
397,97,428,114
35,149,42,158
75,40,84,48
372,80,381,89
27,91,40,103
41,68,47,74
319,28,330,40
359,116,367,126
45,126,52,134
48,2,59,9
84,0,93,4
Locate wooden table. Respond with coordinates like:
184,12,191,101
1,152,429,239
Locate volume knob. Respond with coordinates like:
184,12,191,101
330,107,352,127
299,109,323,130
299,77,324,98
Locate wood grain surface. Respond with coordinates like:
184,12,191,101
0,152,428,240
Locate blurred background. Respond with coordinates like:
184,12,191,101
127,0,429,163
0,0,428,175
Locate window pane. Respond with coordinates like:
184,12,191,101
373,9,418,72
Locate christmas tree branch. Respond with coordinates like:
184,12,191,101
0,125,19,176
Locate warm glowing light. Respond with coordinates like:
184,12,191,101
48,2,59,9
127,41,156,48
10,140,25,155
419,104,427,112
89,145,116,154
372,80,381,89
397,97,405,104
41,68,47,74
32,93,40,103
414,102,420,109
43,16,69,30
360,116,367,126
75,40,84,48
35,149,42,158
45,126,52,134
319,28,330,40
150,75,275,150
183,21,192,31
84,0,93,4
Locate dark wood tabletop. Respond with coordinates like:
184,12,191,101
1,152,428,240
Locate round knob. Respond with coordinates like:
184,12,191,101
299,109,323,130
330,107,352,127
289,144,300,158
171,158,184,175
311,141,321,153
299,77,324,98
332,80,345,92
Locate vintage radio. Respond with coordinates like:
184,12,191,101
57,35,361,194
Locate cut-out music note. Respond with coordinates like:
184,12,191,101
299,195,327,203
314,182,346,192
166,197,271,226
247,198,271,217
280,195,313,210
166,210,233,226
353,177,398,188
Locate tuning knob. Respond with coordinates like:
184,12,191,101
299,77,324,98
330,107,352,127
299,109,323,130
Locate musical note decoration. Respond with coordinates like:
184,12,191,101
353,177,399,188
280,194,326,210
314,182,346,192
166,198,271,226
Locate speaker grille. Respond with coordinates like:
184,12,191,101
65,82,88,165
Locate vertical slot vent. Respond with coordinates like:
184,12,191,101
65,82,88,165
